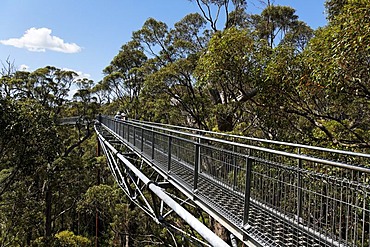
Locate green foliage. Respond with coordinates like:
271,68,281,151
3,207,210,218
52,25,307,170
2,1,370,246
195,27,270,131
77,184,120,214
0,65,105,246
300,0,370,147
54,231,91,247
0,97,59,245
188,0,247,31
325,0,348,21
250,5,312,48
31,231,90,247
100,13,212,129
100,40,146,117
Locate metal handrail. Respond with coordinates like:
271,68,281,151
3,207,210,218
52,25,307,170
130,119,370,159
123,119,370,174
57,116,89,125
99,116,370,247
95,126,230,247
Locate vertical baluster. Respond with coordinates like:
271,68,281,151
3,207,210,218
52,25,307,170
120,121,123,137
232,143,238,191
168,136,172,172
151,131,155,160
141,128,144,152
122,121,125,140
297,148,303,221
194,138,200,193
243,154,253,226
127,125,130,143
133,126,136,147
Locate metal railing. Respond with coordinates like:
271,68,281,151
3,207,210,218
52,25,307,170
56,116,89,125
95,124,230,247
98,116,370,246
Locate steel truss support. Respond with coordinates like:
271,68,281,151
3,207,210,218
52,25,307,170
95,125,230,247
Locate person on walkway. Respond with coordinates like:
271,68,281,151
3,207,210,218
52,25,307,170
114,111,121,120
121,112,127,121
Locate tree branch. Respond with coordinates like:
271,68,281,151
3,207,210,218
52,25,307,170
63,123,92,157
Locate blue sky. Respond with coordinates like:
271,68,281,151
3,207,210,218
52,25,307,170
0,0,327,83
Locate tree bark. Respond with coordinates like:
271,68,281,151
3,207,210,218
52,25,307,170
45,180,52,240
210,216,231,244
216,112,234,132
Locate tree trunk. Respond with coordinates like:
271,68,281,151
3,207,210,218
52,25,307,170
95,207,99,247
125,234,129,247
210,216,231,244
45,181,52,240
216,112,234,132
208,88,235,131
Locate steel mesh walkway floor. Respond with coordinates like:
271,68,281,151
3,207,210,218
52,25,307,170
101,125,346,247
136,142,339,246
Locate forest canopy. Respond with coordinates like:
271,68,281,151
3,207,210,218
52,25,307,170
96,0,369,150
1,0,369,246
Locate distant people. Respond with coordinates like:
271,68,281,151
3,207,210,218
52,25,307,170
114,111,121,120
121,112,127,121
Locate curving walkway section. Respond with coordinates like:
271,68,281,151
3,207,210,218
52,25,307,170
96,116,370,247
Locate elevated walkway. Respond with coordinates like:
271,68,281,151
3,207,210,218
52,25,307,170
96,116,370,246
56,116,89,125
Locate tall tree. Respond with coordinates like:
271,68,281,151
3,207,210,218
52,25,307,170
100,14,212,128
259,0,370,147
250,5,311,48
0,66,99,245
325,0,348,21
101,41,147,118
0,97,62,244
195,27,270,131
300,0,370,148
188,0,247,31
139,14,211,128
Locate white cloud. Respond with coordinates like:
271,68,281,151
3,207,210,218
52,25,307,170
0,27,81,53
16,65,90,82
19,64,30,71
64,68,93,99
62,68,91,80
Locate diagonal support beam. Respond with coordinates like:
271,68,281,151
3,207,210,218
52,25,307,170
95,126,230,247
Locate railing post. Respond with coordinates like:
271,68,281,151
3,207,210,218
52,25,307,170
232,155,238,190
151,131,155,160
118,121,121,136
127,125,130,143
193,138,200,192
232,142,238,190
167,136,172,172
133,126,136,147
243,154,253,226
120,121,123,137
297,148,303,220
122,122,125,140
140,128,144,152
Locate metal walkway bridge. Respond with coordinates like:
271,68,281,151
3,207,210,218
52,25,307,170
95,116,370,247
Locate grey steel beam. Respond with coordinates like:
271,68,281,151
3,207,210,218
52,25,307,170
96,128,231,247
98,116,370,247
